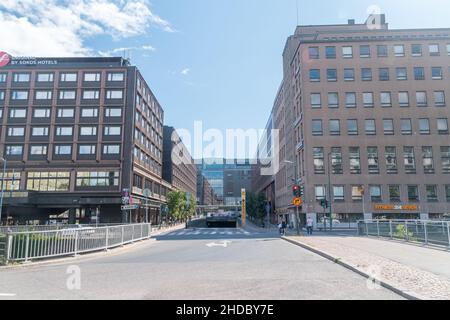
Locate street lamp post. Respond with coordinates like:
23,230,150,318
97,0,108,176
0,158,6,226
327,152,333,232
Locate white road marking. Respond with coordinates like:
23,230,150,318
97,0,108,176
206,241,232,248
0,293,16,297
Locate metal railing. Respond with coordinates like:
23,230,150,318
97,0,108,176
0,223,123,234
2,223,152,264
358,220,450,248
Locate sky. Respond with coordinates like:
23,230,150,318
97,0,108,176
1,0,450,157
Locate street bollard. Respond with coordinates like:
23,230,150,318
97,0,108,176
105,227,109,250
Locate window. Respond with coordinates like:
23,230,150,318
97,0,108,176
82,90,100,100
414,67,425,80
328,92,339,108
429,44,440,56
327,69,337,82
437,118,449,134
365,119,376,135
76,171,119,188
13,73,30,82
408,185,419,201
11,91,28,100
9,108,26,118
107,73,124,82
104,126,121,135
361,68,372,81
380,92,392,107
54,145,72,155
84,73,100,82
7,127,25,137
426,185,438,201
30,145,47,155
105,108,122,117
103,144,120,155
79,145,96,155
367,147,379,174
360,45,371,58
315,186,325,201
404,147,416,173
432,67,443,80
309,47,319,59
331,147,343,174
411,44,422,56
442,147,450,173
333,186,344,201
389,185,401,202
383,119,394,135
312,120,322,136
0,91,4,100
345,92,356,108
349,147,361,174
416,91,427,107
344,68,355,81
394,45,405,57
447,186,450,202
377,45,388,57
363,92,374,107
33,108,51,118
329,120,340,136
31,127,49,136
106,90,123,99
309,70,320,82
57,108,74,118
6,145,23,155
0,73,6,82
56,126,73,136
80,126,97,136
401,119,412,135
447,44,450,56
352,186,363,201
310,93,321,108
342,46,353,58
80,108,98,118
37,73,54,82
347,119,358,135
385,147,398,174
396,67,407,80
325,46,336,59
35,90,52,100
27,172,70,192
60,73,77,82
419,119,430,135
434,91,445,106
59,90,76,100
313,147,325,174
370,185,382,202
422,147,435,174
379,68,389,81
398,92,410,107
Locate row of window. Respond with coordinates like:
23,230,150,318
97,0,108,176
5,144,122,156
134,128,163,154
314,184,450,203
0,107,123,119
134,146,163,176
308,43,450,60
309,66,448,82
5,125,122,137
313,146,450,175
0,72,125,84
0,89,124,101
311,118,449,136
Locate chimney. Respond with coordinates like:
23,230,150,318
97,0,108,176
348,19,355,25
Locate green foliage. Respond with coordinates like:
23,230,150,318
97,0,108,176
167,191,196,222
394,224,415,241
246,192,267,223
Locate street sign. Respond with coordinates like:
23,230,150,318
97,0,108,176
121,204,139,211
293,197,302,207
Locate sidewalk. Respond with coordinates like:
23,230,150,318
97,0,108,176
284,234,450,300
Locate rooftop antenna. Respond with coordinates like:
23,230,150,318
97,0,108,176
296,0,299,26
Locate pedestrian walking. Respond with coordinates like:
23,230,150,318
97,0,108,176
306,217,314,235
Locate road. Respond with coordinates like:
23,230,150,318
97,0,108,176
0,228,402,300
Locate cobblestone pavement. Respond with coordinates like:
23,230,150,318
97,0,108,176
287,235,450,300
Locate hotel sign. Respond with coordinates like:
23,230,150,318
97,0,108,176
374,204,419,211
0,51,58,67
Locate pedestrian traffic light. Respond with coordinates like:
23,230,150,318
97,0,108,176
299,185,304,197
320,199,329,209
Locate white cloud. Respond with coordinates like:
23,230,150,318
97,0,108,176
98,45,156,57
0,0,174,57
181,68,190,75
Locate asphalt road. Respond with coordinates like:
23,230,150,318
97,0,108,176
0,228,402,300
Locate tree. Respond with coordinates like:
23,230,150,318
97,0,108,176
167,191,185,222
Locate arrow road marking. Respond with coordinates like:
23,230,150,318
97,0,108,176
206,241,232,248
0,293,16,297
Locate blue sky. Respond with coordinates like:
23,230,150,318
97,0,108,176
2,0,450,141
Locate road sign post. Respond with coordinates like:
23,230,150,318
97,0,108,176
241,189,246,227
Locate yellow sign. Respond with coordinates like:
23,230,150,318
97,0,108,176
374,204,419,211
241,188,246,227
293,197,303,207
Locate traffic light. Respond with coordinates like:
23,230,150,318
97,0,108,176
299,185,304,197
293,185,301,197
320,199,329,209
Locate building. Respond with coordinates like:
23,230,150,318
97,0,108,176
0,55,168,224
162,126,197,198
196,172,215,206
255,14,450,225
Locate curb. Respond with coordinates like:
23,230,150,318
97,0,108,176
282,236,422,301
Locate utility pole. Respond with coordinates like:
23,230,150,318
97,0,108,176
327,152,333,232
0,158,7,226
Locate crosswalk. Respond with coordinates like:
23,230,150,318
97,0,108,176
165,228,252,237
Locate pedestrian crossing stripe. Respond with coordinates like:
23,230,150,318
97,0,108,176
166,229,252,236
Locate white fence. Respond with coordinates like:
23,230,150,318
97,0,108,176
357,220,450,248
1,223,152,264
